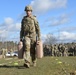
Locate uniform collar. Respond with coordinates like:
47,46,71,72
26,15,33,18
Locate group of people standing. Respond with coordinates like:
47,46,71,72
43,43,76,57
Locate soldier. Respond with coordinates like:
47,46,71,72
43,45,48,56
54,45,58,56
56,44,59,57
58,44,63,56
51,44,54,56
2,48,7,58
61,44,65,56
64,45,68,56
74,44,76,56
48,45,52,56
20,5,41,68
45,45,51,56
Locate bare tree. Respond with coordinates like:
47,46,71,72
44,33,57,45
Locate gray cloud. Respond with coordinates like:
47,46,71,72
59,31,76,40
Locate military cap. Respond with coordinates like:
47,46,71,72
25,5,32,11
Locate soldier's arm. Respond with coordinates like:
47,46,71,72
34,19,41,40
20,19,24,40
35,22,41,40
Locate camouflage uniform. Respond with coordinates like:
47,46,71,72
51,45,54,56
61,45,65,56
63,45,68,56
58,44,62,56
20,5,40,67
54,45,58,56
74,44,76,56
2,48,7,58
43,45,48,56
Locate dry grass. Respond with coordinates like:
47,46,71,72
0,56,76,75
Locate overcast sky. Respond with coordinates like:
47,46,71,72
0,0,76,42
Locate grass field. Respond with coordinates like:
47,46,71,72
0,56,76,75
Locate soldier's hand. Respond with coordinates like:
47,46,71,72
20,38,23,41
37,41,40,45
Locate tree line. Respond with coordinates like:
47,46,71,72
0,41,18,51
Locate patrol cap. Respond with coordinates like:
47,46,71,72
25,5,32,11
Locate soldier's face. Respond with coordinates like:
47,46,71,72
26,10,32,16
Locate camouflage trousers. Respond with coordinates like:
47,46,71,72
23,36,37,64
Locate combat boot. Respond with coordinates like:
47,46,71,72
24,63,30,68
33,62,36,67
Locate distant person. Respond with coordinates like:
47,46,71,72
20,5,41,68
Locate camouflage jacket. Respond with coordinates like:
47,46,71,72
20,15,40,40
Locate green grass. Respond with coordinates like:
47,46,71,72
0,57,76,75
